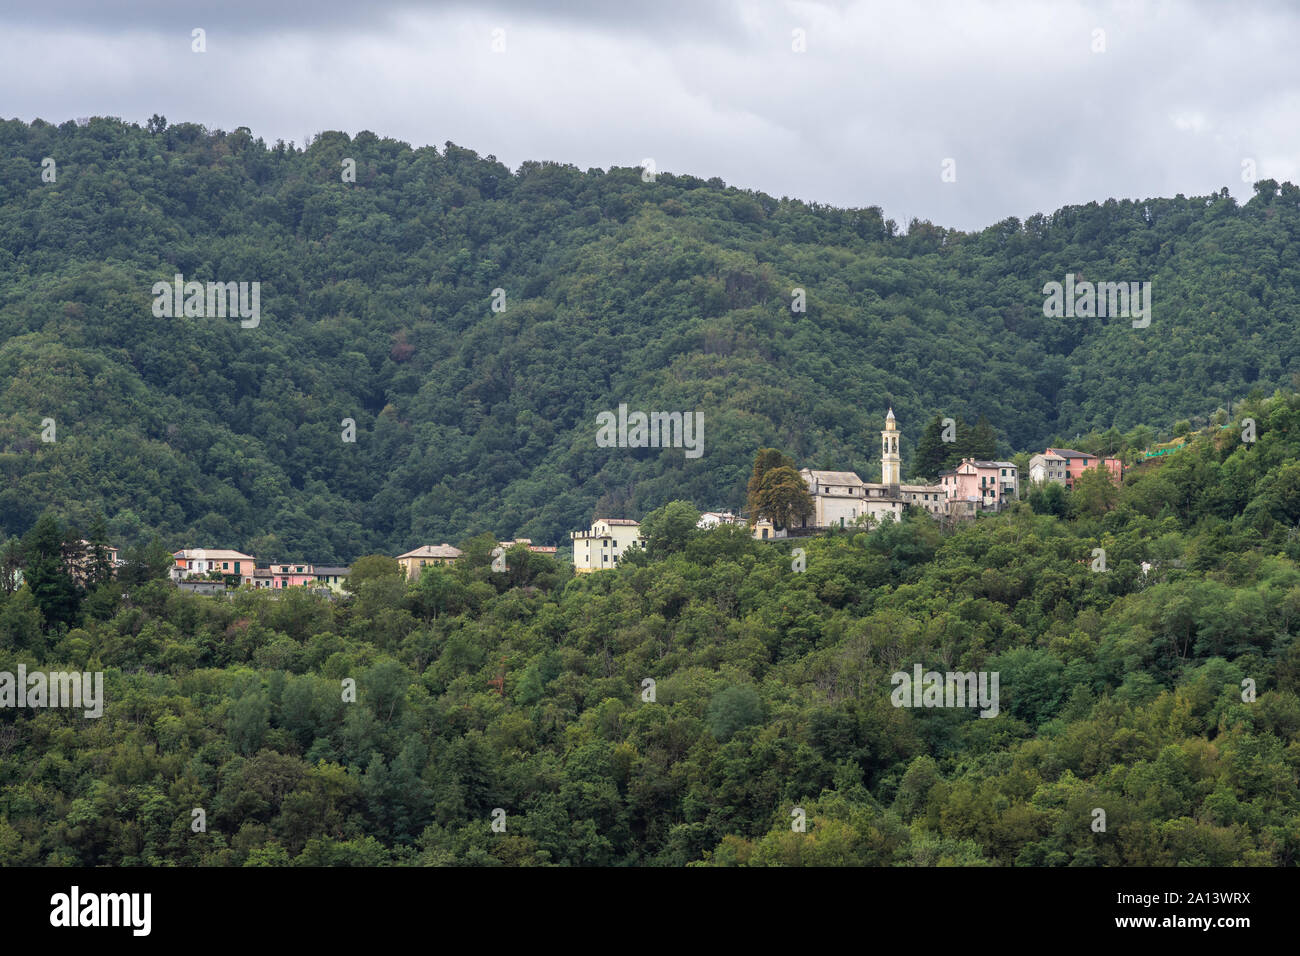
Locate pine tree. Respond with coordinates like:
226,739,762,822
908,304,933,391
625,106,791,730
934,415,970,474
86,513,115,588
22,512,79,630
0,537,21,596
912,415,947,480
968,415,999,460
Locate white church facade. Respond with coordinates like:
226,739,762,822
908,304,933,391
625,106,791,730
792,409,948,530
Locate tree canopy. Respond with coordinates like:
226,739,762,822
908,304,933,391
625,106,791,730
2,386,1299,866
1,117,1297,555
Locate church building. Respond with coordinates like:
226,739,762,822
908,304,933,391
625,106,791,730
793,409,947,530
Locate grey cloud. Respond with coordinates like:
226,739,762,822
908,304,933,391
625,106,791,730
1,0,1296,231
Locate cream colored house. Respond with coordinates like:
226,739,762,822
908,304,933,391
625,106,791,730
313,566,352,593
570,519,644,572
396,544,463,580
1028,452,1068,486
900,484,948,516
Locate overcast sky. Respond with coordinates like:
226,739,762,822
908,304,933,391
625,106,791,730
3,0,1297,232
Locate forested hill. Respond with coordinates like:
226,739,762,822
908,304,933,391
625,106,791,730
1,116,1298,558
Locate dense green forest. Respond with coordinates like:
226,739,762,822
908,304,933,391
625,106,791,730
2,116,1299,557
1,387,1297,866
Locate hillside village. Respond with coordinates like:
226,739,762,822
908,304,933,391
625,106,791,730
148,410,1130,589
748,410,1121,538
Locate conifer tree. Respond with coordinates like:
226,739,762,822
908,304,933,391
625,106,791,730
22,511,79,630
912,415,948,480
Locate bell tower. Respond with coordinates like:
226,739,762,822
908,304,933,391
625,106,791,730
881,408,901,492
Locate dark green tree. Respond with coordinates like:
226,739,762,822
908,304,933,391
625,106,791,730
85,512,116,588
0,537,22,596
1026,481,1068,517
119,538,175,588
640,501,701,557
967,415,999,460
346,554,404,590
912,414,948,480
22,511,78,630
706,685,764,741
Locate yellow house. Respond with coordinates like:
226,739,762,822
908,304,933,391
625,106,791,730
751,517,787,540
396,544,463,580
570,519,644,572
313,566,352,594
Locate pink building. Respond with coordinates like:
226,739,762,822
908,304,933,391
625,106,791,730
1044,448,1122,488
269,563,315,589
940,459,1019,513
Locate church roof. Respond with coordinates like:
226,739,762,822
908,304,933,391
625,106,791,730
802,469,866,486
795,468,868,489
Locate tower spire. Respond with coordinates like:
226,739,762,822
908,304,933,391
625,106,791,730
882,409,901,491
